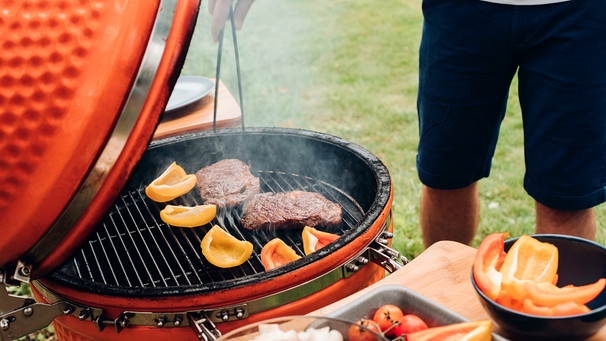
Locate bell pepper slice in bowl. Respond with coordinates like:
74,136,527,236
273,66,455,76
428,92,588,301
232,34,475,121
520,297,591,317
495,288,524,312
499,235,559,301
525,278,606,307
473,232,508,301
474,233,606,318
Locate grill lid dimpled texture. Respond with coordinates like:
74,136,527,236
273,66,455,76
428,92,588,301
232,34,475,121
0,0,161,270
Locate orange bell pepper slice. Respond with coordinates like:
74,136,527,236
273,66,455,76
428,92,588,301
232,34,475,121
406,320,492,341
261,238,301,271
473,232,508,301
521,298,591,316
302,226,339,255
525,278,605,307
499,235,559,301
495,289,524,312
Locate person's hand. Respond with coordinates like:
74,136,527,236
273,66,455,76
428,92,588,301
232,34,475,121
208,0,254,42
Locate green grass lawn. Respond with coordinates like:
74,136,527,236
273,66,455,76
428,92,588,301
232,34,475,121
182,0,605,261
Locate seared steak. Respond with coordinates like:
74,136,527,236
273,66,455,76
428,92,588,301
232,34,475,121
241,190,342,230
195,159,260,207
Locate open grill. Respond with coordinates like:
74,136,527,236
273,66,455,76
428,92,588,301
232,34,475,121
24,128,397,340
51,168,365,294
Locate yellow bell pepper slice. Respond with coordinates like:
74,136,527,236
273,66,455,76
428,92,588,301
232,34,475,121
145,162,197,202
160,204,216,228
201,225,253,268
499,235,559,301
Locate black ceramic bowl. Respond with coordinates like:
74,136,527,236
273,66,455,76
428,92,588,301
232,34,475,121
471,234,606,341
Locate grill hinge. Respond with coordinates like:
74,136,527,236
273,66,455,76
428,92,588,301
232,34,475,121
0,281,68,341
12,261,32,284
0,279,107,340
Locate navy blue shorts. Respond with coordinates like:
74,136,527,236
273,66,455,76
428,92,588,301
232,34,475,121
416,0,606,210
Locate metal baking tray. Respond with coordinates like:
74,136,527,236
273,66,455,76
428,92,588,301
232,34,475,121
325,284,508,340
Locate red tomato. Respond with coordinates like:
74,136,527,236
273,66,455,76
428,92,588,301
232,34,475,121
348,319,382,341
372,304,405,337
393,314,428,337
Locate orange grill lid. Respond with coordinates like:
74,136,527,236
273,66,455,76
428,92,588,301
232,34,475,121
0,0,200,280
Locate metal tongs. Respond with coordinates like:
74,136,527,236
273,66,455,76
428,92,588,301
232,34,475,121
213,6,245,132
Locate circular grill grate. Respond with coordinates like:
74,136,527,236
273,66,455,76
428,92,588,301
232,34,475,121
50,170,363,292
45,128,390,298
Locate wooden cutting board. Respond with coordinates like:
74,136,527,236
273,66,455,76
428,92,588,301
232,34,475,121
311,241,485,319
310,240,606,340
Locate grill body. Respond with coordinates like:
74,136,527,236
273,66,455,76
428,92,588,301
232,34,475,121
33,128,394,340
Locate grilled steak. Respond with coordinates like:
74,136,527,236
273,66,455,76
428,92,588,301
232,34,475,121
241,190,342,230
195,159,260,207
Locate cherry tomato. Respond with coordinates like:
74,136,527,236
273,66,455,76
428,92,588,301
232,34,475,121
348,319,382,341
393,314,428,337
372,304,405,337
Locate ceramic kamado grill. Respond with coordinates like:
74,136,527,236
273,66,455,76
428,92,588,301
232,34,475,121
0,1,406,340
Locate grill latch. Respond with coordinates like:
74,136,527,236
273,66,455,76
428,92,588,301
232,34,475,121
188,312,222,341
366,231,409,273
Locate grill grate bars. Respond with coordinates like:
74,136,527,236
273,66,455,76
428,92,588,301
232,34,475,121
68,169,364,290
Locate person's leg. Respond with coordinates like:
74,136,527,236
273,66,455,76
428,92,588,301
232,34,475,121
535,202,596,240
416,1,516,248
420,182,479,248
515,1,606,238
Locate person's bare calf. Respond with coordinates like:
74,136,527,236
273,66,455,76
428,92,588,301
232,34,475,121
420,182,480,248
535,201,596,240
